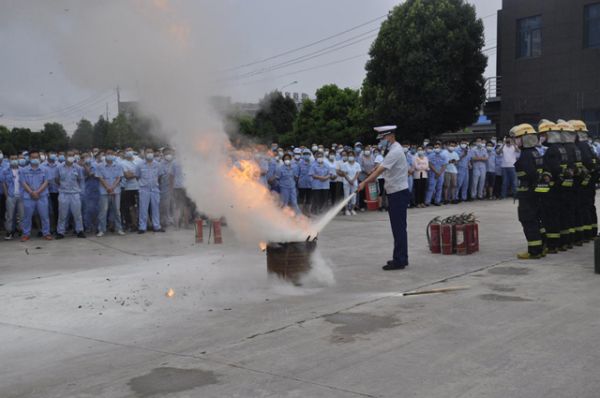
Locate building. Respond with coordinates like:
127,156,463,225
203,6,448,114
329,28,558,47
496,0,600,136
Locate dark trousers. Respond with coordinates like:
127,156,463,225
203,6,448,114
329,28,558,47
387,189,410,265
0,194,5,231
298,188,311,211
494,175,502,198
414,178,427,205
329,181,343,205
49,192,59,232
561,190,577,246
542,192,562,250
311,189,329,215
121,190,139,230
518,196,543,255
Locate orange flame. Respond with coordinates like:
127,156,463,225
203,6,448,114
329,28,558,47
166,288,175,298
259,241,267,251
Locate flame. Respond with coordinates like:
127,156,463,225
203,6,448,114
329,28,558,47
259,241,267,251
166,288,175,298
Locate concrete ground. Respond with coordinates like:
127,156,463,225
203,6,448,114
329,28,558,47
1,199,599,398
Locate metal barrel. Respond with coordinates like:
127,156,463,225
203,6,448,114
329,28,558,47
266,241,316,284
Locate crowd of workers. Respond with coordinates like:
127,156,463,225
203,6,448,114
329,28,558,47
2,120,599,246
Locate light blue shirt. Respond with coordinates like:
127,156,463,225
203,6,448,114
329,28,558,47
159,160,175,192
57,163,83,194
427,151,448,173
136,160,164,193
457,147,471,169
20,165,48,199
173,161,185,189
485,149,496,172
120,159,140,191
297,158,313,189
97,162,124,195
275,163,299,189
471,147,488,170
445,151,459,174
43,161,60,193
309,162,332,190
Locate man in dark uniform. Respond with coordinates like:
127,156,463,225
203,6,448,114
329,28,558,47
571,119,599,240
556,120,584,246
511,124,545,259
539,120,566,252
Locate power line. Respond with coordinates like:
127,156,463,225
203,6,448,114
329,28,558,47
225,14,387,71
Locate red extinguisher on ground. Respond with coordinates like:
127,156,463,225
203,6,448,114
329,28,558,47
440,216,456,255
455,223,467,255
427,217,441,254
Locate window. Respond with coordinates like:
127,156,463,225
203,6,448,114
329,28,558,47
585,3,600,48
517,15,542,58
583,109,600,137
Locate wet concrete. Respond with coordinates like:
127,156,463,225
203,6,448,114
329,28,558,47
325,312,400,343
488,266,531,275
127,367,219,397
478,293,533,302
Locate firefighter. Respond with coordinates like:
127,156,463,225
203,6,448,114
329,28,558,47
556,120,583,246
570,120,599,240
539,120,565,252
511,123,544,259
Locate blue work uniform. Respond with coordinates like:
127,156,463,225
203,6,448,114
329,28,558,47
57,163,84,234
136,160,165,231
456,147,471,201
266,159,280,193
3,166,24,233
96,161,124,233
19,165,50,237
275,163,300,214
297,158,313,190
425,151,448,205
470,146,488,199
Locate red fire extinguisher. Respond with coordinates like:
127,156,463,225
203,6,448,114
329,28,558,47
473,222,479,252
455,223,467,255
427,217,441,254
441,221,454,255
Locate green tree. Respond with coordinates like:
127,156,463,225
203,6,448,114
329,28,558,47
70,119,94,150
40,122,69,150
10,128,33,151
92,116,110,148
0,125,15,154
253,91,297,142
362,0,487,141
292,84,368,146
106,113,132,148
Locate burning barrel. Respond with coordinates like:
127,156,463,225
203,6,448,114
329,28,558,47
266,240,316,284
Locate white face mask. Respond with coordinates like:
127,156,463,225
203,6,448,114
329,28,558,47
329,155,335,161
146,153,154,160
460,144,467,149
348,156,355,162
448,147,455,152
165,154,173,161
316,158,324,164
312,146,318,152
284,159,291,166
66,156,75,163
363,151,371,156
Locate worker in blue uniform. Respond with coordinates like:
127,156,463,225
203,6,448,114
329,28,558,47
425,142,447,206
19,151,52,241
276,153,301,214
136,148,166,233
56,152,86,239
456,140,471,202
470,138,489,200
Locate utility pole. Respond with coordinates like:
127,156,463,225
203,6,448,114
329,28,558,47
105,103,109,121
116,86,121,114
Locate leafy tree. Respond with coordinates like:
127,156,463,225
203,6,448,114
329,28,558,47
40,122,69,150
292,84,368,146
92,116,110,148
253,91,297,142
106,113,132,148
70,119,94,150
10,128,33,151
362,0,487,141
0,125,15,154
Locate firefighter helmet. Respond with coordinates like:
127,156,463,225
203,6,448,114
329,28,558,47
555,119,575,132
538,119,556,133
509,123,536,137
568,120,589,132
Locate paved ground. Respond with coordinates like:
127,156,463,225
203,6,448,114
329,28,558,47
1,199,599,398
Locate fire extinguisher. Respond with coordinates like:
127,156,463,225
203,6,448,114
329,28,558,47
427,217,441,254
473,222,479,252
455,223,467,255
441,216,455,255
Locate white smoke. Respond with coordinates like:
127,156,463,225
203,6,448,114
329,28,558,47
3,0,335,243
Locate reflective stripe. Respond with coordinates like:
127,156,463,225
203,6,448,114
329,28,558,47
560,230,570,235
562,181,573,187
583,226,593,231
540,228,546,234
517,187,529,192
547,233,561,239
593,224,598,228
516,171,527,177
528,240,543,247
569,228,576,233
576,227,585,232
534,187,550,193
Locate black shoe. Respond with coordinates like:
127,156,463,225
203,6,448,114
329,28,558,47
154,228,166,233
434,203,441,207
5,232,14,241
55,233,65,240
37,231,43,237
138,230,146,234
77,232,86,238
383,260,407,270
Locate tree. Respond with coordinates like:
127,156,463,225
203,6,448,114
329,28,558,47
70,119,94,150
106,113,132,148
40,122,69,150
10,128,33,151
292,84,368,146
92,116,110,148
253,91,297,142
0,125,15,154
362,0,487,141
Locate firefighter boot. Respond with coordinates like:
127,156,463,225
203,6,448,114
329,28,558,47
517,252,543,260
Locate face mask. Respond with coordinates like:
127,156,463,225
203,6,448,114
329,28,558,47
303,154,310,160
355,147,362,153
126,151,134,158
67,156,75,163
58,155,65,163
311,146,318,152
423,141,430,146
74,155,80,162
342,156,348,162
146,153,154,160
49,154,57,162
0,153,3,160
363,151,371,157
487,146,493,151
434,148,441,153
460,144,467,149
373,152,379,157
85,158,92,164
448,146,455,152
403,147,409,153
329,155,335,161
10,160,18,167
18,159,27,166
317,158,324,164
278,151,284,157
426,148,432,154
417,151,425,157
284,159,291,166
40,154,46,162
476,142,483,147
410,148,416,155
294,155,300,160
106,155,115,162
324,151,329,156
348,156,355,162
30,159,40,166
165,154,173,161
